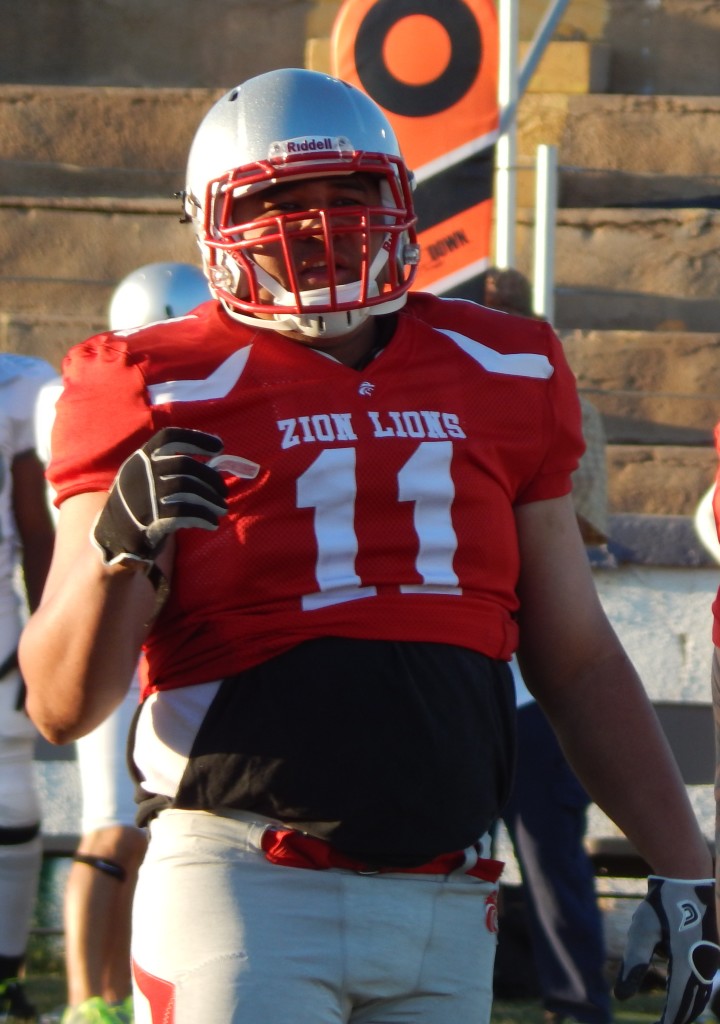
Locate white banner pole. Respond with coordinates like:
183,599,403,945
533,143,558,322
494,0,518,269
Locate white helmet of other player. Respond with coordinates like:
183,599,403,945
109,262,211,331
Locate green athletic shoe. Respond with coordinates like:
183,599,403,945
110,998,133,1024
60,998,129,1024
0,978,37,1021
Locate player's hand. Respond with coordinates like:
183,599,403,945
614,876,720,1024
92,427,227,569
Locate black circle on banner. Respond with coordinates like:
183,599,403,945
353,0,482,118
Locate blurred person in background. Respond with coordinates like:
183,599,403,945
35,264,210,1024
480,266,613,1024
0,353,56,1021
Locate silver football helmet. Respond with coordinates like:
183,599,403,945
108,262,211,330
184,68,420,339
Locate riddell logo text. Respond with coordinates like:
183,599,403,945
286,137,334,153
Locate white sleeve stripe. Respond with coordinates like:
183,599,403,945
437,328,554,379
147,346,252,406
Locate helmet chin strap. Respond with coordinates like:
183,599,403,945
255,270,373,337
248,247,392,338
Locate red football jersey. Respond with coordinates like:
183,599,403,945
50,293,583,695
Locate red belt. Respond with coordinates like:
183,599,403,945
260,827,504,882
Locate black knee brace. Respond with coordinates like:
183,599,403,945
0,822,40,845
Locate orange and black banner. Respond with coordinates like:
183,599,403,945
331,0,499,298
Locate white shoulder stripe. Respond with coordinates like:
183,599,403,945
147,347,252,406
437,329,554,379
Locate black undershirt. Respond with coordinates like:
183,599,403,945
136,637,516,866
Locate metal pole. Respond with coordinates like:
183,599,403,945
495,0,518,268
533,144,558,322
499,0,572,136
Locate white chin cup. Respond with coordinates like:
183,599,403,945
278,306,371,338
253,248,390,338
268,276,376,337
221,289,407,338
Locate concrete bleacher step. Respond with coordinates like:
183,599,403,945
607,444,716,517
0,1,309,89
0,85,223,198
562,330,720,445
602,0,720,96
516,93,720,208
553,343,716,522
518,0,720,97
514,207,720,332
0,196,199,320
0,312,105,368
562,328,720,517
4,85,719,215
18,0,711,100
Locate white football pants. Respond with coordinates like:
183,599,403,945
132,809,500,1024
0,666,42,957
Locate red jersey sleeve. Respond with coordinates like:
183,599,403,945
48,335,156,504
514,320,585,506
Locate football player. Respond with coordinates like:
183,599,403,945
20,69,719,1024
35,263,210,1024
0,352,56,1021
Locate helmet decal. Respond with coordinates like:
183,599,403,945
268,136,354,159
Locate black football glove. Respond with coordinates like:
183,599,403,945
92,427,228,569
615,876,720,1024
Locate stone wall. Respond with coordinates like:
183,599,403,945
0,0,312,87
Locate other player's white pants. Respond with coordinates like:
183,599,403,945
76,673,140,833
0,669,42,957
132,809,499,1024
